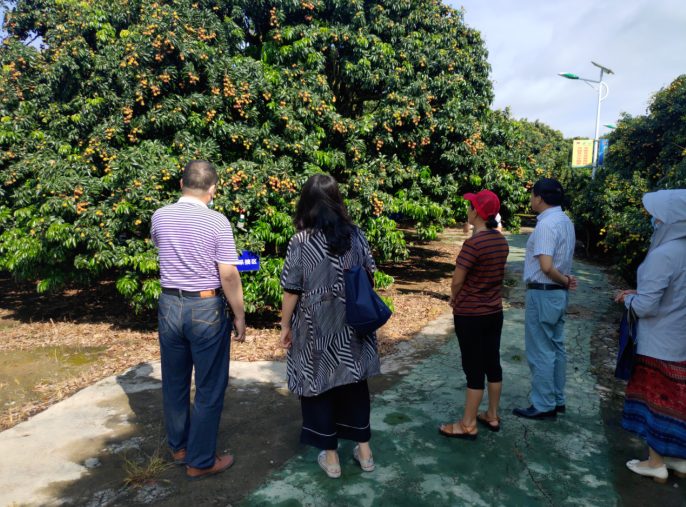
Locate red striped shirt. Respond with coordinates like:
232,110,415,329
452,230,509,316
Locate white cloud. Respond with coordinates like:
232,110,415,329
453,0,686,138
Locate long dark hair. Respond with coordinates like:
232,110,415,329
294,174,354,255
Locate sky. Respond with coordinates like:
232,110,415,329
453,0,686,139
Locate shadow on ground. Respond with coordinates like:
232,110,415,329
24,318,452,507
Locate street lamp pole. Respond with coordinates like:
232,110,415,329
591,67,604,177
559,62,614,178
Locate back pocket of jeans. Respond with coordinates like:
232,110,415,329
158,304,171,335
541,293,567,324
191,307,222,339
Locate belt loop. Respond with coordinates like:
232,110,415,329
178,289,183,302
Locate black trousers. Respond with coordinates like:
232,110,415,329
454,312,504,390
300,380,372,450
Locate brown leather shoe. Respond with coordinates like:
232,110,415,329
186,455,235,482
171,449,186,466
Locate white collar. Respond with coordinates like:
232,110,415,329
537,206,562,221
178,196,207,207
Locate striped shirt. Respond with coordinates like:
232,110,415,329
452,230,510,316
523,206,576,284
151,197,240,292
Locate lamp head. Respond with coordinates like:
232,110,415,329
558,72,579,80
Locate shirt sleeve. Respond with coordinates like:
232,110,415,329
625,250,673,318
532,222,558,257
150,222,159,247
456,239,478,271
280,235,304,291
215,218,240,265
150,212,159,247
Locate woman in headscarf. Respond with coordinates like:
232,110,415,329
616,189,686,483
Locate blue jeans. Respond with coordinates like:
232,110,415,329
525,289,569,413
158,292,231,470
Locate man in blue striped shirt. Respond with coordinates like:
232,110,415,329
151,160,246,481
513,179,578,422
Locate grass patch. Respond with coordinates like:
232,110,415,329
510,354,522,362
121,446,174,488
503,278,519,287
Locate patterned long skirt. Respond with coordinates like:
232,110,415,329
623,355,686,459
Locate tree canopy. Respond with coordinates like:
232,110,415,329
0,0,536,311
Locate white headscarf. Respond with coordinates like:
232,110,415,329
643,189,686,252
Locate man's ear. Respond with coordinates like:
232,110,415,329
209,184,216,197
180,180,184,191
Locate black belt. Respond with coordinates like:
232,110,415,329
526,283,567,291
162,288,223,298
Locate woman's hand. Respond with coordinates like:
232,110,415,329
280,326,292,349
615,289,638,304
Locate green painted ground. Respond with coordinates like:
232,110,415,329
240,235,620,507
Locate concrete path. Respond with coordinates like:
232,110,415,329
239,235,622,507
0,361,287,507
0,300,453,507
4,233,666,507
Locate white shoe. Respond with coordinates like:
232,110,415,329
318,451,341,479
626,459,669,483
353,445,375,472
664,457,686,477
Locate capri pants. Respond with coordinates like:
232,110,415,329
454,311,504,390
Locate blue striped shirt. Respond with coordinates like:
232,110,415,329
524,206,576,284
151,197,240,292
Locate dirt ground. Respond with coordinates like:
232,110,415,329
0,225,467,431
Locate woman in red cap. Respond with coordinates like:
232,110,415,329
439,190,510,440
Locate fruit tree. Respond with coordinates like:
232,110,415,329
0,0,534,311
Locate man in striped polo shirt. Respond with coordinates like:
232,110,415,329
514,178,578,422
151,160,246,481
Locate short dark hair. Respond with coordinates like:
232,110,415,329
294,174,354,255
532,178,564,206
182,160,218,193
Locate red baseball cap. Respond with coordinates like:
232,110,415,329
463,190,500,219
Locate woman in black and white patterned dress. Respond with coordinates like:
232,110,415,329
279,174,380,479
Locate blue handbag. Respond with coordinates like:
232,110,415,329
344,230,393,335
615,303,638,381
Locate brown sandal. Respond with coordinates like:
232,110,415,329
476,413,501,433
439,420,478,441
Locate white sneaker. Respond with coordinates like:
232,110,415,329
664,457,686,477
353,445,375,472
626,459,669,483
318,451,341,479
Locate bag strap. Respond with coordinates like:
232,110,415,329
353,228,363,267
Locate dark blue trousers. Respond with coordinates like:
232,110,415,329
158,292,231,470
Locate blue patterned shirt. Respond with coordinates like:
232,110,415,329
524,206,576,284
